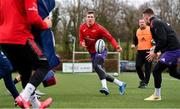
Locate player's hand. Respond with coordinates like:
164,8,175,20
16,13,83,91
44,16,52,28
81,42,87,48
146,52,157,62
131,44,135,49
156,52,161,59
116,46,122,52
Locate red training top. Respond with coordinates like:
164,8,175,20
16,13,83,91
0,0,48,45
79,23,119,53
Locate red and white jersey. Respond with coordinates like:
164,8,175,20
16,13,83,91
79,23,119,53
0,0,48,45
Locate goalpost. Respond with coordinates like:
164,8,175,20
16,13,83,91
72,51,121,74
68,35,121,74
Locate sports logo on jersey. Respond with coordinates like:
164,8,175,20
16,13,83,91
141,37,146,42
28,7,38,11
28,3,38,11
161,58,166,62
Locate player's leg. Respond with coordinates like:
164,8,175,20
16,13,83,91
3,74,19,99
1,44,32,108
17,43,52,108
0,51,13,78
144,58,152,87
1,44,52,108
168,54,180,79
168,64,180,79
19,65,32,88
93,50,126,95
135,52,146,88
30,92,52,108
13,75,21,84
106,73,126,95
144,62,167,101
93,54,109,95
0,50,19,100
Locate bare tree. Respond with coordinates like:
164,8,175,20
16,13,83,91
54,0,180,60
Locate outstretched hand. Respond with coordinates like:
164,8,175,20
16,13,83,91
81,42,87,48
44,16,52,28
116,47,123,52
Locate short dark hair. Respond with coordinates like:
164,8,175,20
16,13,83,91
86,11,95,15
143,8,154,15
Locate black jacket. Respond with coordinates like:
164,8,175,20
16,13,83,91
150,16,180,53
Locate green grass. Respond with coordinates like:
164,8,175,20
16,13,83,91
0,72,180,108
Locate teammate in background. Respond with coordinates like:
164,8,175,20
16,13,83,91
0,0,53,108
79,11,126,95
131,19,153,88
143,8,180,101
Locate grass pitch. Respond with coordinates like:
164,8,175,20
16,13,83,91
0,72,180,108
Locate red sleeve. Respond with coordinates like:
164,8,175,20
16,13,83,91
79,25,85,46
99,25,119,49
25,0,48,30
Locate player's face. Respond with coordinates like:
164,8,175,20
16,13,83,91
139,19,146,28
143,14,150,25
86,14,95,26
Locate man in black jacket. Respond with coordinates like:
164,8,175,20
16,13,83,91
143,8,180,101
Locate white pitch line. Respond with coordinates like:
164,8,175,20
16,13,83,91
163,78,178,81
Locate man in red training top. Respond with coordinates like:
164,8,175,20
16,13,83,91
79,11,126,96
0,0,53,108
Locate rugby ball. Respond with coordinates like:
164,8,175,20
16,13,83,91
113,72,119,77
95,39,105,53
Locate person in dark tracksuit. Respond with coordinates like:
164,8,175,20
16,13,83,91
0,50,19,100
143,8,180,101
131,19,153,88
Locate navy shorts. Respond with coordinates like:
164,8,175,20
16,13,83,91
159,49,180,66
90,49,107,63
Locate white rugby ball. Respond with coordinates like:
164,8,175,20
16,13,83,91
113,72,119,77
95,39,105,53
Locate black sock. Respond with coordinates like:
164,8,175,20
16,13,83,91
13,78,19,84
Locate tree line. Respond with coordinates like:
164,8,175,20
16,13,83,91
51,0,180,60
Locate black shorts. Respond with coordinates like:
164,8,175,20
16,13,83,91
1,40,50,72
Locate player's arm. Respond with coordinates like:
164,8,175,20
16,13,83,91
133,32,138,46
153,21,167,53
99,25,122,52
79,25,87,48
131,33,138,49
146,21,167,62
25,0,51,30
